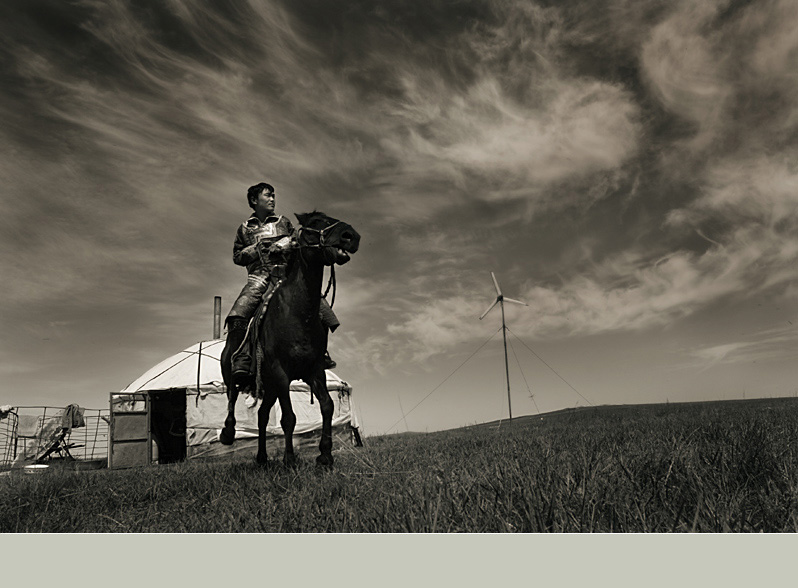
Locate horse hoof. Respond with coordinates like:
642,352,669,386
283,455,298,469
315,454,334,469
256,453,270,467
219,427,236,446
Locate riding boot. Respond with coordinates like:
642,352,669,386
319,300,339,371
324,351,336,370
227,318,254,390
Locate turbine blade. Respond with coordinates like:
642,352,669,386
491,272,502,297
479,298,499,320
503,297,528,307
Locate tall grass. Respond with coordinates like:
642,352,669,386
2,398,798,532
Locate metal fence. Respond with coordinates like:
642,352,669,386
0,406,109,470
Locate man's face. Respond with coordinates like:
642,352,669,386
256,189,276,214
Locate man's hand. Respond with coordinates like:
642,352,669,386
270,236,292,251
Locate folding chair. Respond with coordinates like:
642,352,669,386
14,414,81,465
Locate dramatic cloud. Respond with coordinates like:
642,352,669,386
1,0,797,428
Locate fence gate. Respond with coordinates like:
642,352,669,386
109,393,152,469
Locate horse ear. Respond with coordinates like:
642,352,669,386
295,212,308,226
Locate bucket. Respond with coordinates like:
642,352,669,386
23,464,50,475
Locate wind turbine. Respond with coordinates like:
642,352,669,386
479,272,528,422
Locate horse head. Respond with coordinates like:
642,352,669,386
295,211,361,266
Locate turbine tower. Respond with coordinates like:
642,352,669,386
479,272,527,422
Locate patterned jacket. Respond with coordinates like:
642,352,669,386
233,214,294,274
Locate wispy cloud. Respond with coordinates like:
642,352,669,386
641,2,732,149
688,324,798,370
341,218,798,373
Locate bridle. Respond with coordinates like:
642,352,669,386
294,220,343,307
295,221,342,249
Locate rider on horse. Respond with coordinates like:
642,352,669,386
224,182,338,391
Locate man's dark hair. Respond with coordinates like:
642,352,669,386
247,183,274,210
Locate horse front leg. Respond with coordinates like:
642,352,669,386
220,388,238,446
310,370,334,468
220,342,238,445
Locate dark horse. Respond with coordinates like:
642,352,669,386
219,211,360,467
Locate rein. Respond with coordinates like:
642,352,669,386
323,265,336,307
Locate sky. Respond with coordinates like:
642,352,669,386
1,0,797,435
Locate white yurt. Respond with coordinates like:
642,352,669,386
114,339,362,465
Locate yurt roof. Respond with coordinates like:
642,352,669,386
121,339,349,393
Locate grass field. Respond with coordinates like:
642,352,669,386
2,397,798,532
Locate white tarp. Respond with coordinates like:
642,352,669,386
186,386,355,446
123,340,228,392
121,339,360,450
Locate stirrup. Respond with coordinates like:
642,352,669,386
232,364,254,392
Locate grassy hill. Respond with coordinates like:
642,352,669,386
3,396,798,532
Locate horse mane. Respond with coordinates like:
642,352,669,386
295,210,331,227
